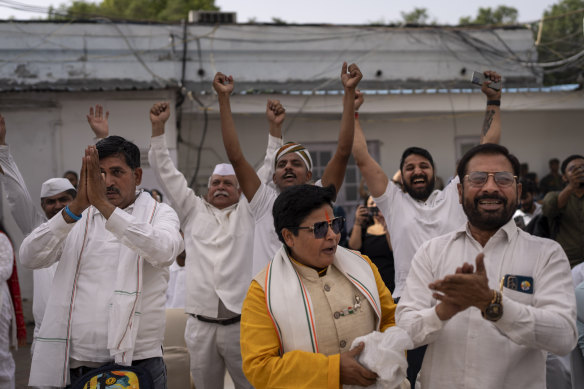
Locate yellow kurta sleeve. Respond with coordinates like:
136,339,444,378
361,254,397,332
241,280,341,389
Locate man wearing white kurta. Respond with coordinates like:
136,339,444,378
397,143,577,389
214,64,362,275
148,102,255,389
20,137,183,388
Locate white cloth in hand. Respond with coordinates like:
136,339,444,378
345,327,413,389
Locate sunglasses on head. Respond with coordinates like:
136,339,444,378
289,216,344,239
464,171,516,188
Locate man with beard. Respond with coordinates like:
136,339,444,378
396,143,576,389
352,71,501,385
513,179,541,228
216,62,362,275
352,70,502,301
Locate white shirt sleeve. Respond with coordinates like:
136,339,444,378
0,145,46,235
493,244,577,355
396,243,447,347
249,183,275,222
256,133,282,186
106,203,183,268
372,180,399,221
148,134,201,224
19,211,74,269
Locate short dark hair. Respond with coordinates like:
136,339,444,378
63,170,78,179
273,184,336,245
561,154,584,175
549,158,560,166
457,143,520,182
519,179,536,197
96,136,140,170
66,189,77,199
400,147,435,171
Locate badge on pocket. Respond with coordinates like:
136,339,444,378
502,274,534,294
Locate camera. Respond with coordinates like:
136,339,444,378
367,206,379,217
471,71,501,91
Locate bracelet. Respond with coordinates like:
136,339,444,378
64,205,82,221
354,112,359,119
487,100,501,106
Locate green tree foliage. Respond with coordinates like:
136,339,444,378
401,8,430,25
459,6,518,25
536,0,584,85
271,17,287,25
49,0,218,22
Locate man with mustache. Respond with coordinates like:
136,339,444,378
352,71,502,385
513,179,541,228
215,62,362,276
19,136,183,388
396,143,576,388
148,100,286,389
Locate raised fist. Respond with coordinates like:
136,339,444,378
213,72,234,95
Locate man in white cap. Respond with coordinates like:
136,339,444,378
0,115,78,356
149,102,264,389
214,62,362,275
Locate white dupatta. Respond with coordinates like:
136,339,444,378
29,192,157,387
264,245,382,354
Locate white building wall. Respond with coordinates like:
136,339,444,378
0,90,177,303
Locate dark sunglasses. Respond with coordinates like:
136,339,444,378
465,171,517,188
289,217,344,239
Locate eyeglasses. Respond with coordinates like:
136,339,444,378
465,171,517,188
289,217,345,239
567,164,584,173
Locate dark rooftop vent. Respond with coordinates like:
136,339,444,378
188,11,237,24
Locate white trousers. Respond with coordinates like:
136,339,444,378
184,316,252,389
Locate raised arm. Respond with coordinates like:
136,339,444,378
256,99,285,185
479,71,502,145
87,104,109,140
351,92,389,198
214,72,261,202
320,63,362,195
150,103,209,221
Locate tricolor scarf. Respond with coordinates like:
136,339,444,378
29,192,158,387
264,245,381,354
274,142,313,172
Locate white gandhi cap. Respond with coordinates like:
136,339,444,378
40,178,76,199
212,163,236,176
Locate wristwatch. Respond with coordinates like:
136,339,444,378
482,290,503,322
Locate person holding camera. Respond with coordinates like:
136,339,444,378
348,196,395,292
543,154,584,269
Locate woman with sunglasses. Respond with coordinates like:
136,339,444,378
240,184,405,388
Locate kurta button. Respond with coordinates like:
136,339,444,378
340,340,346,348
334,312,340,319
324,284,331,292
